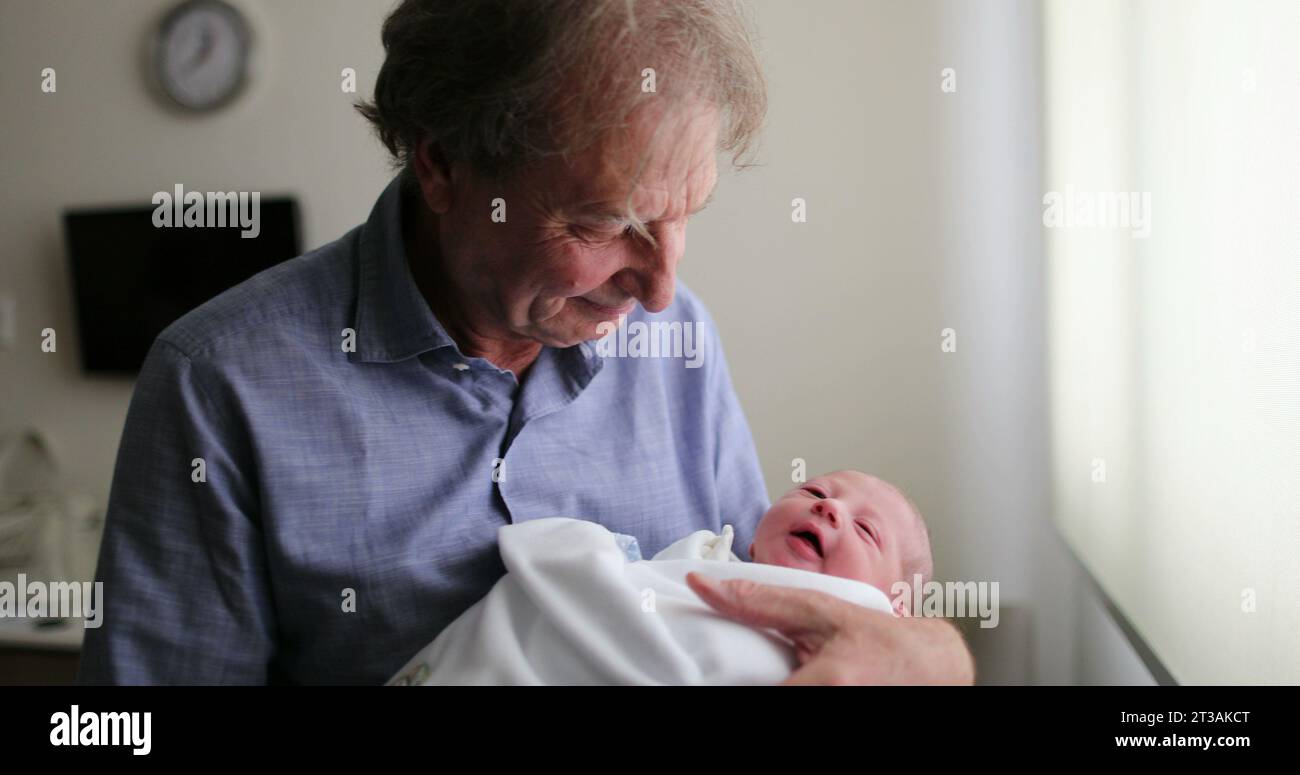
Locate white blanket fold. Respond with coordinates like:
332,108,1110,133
388,517,894,685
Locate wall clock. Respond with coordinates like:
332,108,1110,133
152,0,252,111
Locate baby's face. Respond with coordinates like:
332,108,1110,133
749,471,921,609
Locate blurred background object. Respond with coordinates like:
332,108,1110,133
0,429,102,683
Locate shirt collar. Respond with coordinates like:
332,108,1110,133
351,174,456,363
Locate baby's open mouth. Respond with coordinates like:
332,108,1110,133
791,530,823,558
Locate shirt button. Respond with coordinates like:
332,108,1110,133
452,363,469,371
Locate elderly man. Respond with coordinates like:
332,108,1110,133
79,0,971,685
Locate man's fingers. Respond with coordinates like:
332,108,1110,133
685,572,840,646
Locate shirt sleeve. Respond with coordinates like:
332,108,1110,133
77,338,277,684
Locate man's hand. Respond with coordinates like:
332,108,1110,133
686,572,975,685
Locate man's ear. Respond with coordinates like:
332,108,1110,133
747,542,756,562
412,137,457,215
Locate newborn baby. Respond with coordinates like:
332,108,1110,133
388,470,932,685
747,469,933,616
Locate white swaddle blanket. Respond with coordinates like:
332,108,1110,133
387,517,894,685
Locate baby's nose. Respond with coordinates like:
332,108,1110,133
813,501,839,526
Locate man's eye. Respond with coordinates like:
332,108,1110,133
576,223,633,243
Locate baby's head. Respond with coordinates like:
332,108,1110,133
748,470,933,615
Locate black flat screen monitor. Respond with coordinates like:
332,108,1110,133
63,197,300,373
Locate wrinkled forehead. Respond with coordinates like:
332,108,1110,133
538,102,721,216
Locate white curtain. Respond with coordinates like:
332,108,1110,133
1045,0,1300,683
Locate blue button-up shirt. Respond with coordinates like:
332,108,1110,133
78,174,769,685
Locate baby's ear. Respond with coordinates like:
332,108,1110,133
747,542,756,561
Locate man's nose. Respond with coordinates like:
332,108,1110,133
626,224,683,313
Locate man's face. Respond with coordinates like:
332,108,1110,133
750,471,921,601
433,103,720,349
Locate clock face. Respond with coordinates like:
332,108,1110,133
153,0,251,111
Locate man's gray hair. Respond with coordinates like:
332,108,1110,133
355,0,767,188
